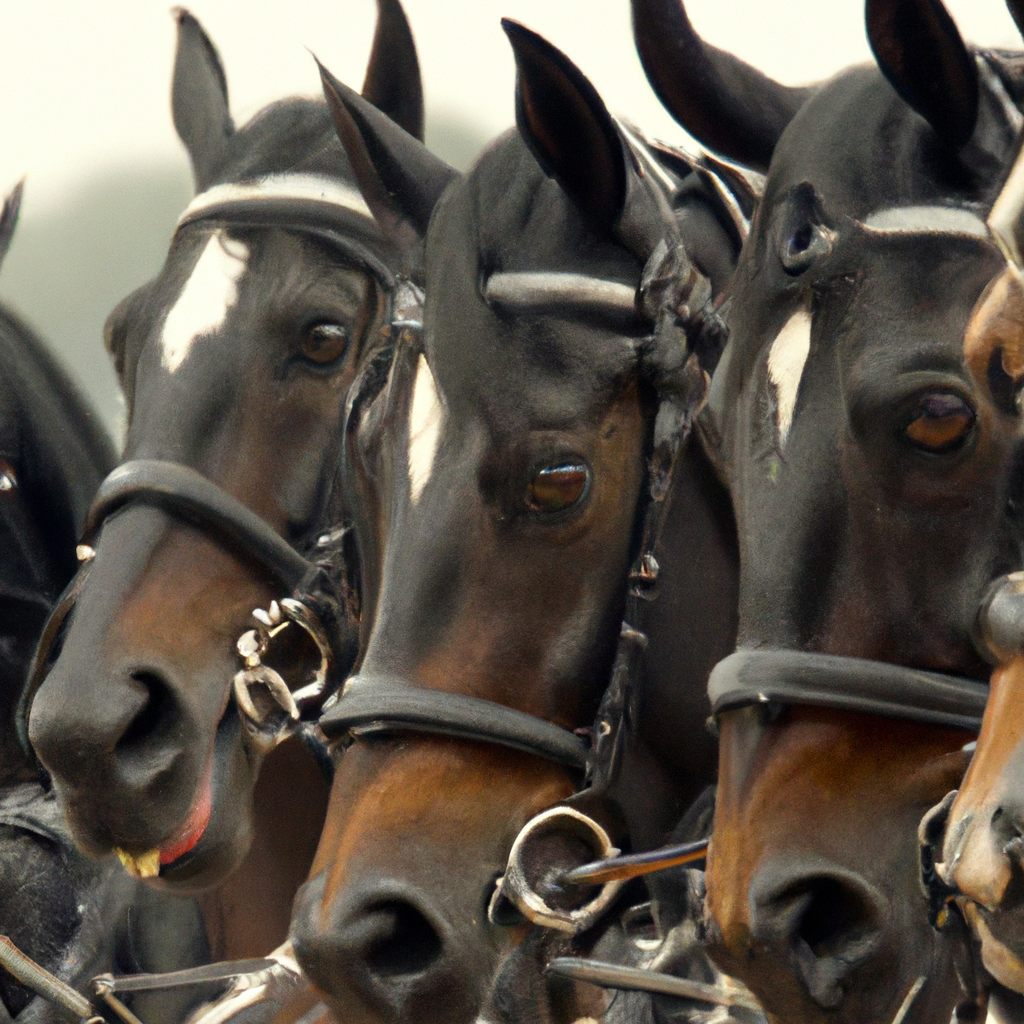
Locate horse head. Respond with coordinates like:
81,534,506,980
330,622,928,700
26,1,421,901
290,24,744,1023
925,96,1024,999
632,0,1024,1020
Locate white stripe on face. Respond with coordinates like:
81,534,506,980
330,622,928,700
408,354,444,505
160,231,249,374
767,309,812,449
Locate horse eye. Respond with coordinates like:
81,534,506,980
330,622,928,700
527,464,589,514
301,324,348,365
905,392,976,453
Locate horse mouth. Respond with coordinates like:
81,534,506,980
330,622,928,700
159,750,214,867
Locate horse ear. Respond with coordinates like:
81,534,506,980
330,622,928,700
0,179,24,272
361,0,424,142
172,8,234,192
104,281,153,383
318,58,457,251
866,0,979,150
1009,0,1024,39
631,0,809,173
502,20,626,235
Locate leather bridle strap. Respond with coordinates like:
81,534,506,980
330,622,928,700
319,675,591,771
83,460,314,591
708,649,988,732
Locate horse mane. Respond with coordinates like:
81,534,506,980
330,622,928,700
0,305,115,586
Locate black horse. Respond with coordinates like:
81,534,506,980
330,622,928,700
286,22,753,1024
629,0,1024,1021
26,0,423,960
0,184,212,1024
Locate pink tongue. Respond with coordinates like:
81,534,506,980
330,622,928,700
160,756,213,866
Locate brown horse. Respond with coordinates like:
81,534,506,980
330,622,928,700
629,0,1024,1020
290,27,744,1024
926,131,1024,998
25,3,423,959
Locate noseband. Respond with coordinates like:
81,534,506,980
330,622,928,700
16,173,411,761
708,649,988,733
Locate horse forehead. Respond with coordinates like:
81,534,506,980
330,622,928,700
159,230,250,375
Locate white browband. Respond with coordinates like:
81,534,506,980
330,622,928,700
176,173,375,230
860,205,990,240
485,272,639,319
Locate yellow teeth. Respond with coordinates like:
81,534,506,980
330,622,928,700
115,848,161,878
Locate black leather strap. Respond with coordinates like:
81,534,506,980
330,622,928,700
709,649,988,732
320,675,591,770
84,460,313,591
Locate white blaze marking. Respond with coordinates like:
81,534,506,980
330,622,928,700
767,309,812,448
408,354,444,504
160,231,249,374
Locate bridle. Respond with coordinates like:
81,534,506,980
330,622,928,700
16,171,413,764
317,135,733,937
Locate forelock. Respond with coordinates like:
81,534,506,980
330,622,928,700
214,97,354,188
472,131,640,282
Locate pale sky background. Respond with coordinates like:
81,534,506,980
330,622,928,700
0,0,1019,436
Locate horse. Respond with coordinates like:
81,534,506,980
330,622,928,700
626,0,1024,1021
0,183,213,1024
25,0,424,960
289,25,749,1024
915,109,1024,1009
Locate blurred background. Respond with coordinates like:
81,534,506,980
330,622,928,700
0,0,1018,440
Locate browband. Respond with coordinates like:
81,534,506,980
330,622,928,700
178,174,373,231
84,460,313,591
320,675,591,770
709,649,988,733
176,173,397,289
484,272,641,324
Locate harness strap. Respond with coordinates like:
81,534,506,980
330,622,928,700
83,461,313,591
320,675,590,771
94,959,276,994
709,649,988,732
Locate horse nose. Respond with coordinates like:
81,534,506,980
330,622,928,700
991,800,1024,856
30,661,190,837
293,872,487,1023
749,867,887,1010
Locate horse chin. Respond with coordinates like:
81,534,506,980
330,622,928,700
148,710,257,894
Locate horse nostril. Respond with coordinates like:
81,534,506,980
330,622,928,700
795,876,879,960
752,871,885,1011
361,900,444,978
115,670,172,753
